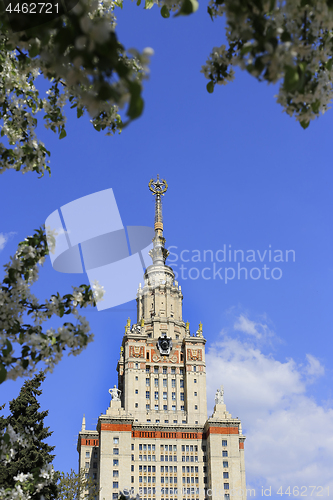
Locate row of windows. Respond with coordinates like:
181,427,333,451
137,465,156,472
144,404,186,411
85,450,98,458
182,477,199,484
161,466,178,473
137,455,157,461
140,391,185,400
146,367,184,374
139,476,157,483
145,379,186,388
137,444,156,451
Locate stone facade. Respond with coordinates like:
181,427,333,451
77,177,246,500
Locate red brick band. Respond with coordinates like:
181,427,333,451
100,423,132,431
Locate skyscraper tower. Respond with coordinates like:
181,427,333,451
77,177,246,500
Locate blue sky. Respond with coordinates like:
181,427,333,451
1,1,333,498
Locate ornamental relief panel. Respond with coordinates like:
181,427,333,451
187,348,202,361
129,345,145,358
151,348,178,364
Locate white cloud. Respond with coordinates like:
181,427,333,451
0,232,16,251
233,313,274,340
206,318,332,497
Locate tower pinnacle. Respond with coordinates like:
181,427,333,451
148,175,169,265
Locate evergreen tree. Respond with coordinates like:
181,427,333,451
0,371,57,499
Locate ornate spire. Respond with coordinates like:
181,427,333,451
148,175,169,265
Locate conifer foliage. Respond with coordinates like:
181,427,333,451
0,371,57,499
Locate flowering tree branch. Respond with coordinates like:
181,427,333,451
0,227,104,383
202,0,333,128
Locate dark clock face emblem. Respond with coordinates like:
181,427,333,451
157,335,172,355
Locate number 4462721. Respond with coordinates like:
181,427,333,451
5,3,59,13
277,486,329,496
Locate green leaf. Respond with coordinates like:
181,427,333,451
311,100,321,114
0,364,7,384
137,0,141,5
59,129,67,140
77,108,84,118
206,81,214,93
300,120,310,129
145,0,154,9
284,66,299,92
161,5,170,17
175,0,199,16
327,59,333,71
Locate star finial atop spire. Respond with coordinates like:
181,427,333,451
148,175,169,265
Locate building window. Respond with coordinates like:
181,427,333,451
222,440,227,446
146,378,150,385
180,380,184,388
193,366,197,372
163,367,167,374
223,451,228,457
163,379,167,387
93,462,97,469
146,366,150,373
85,462,89,468
194,379,197,383
135,403,138,408
154,367,159,373
171,368,176,374
180,368,184,375
146,404,150,410
147,351,150,360
224,484,230,490
113,448,119,455
202,446,206,452
180,392,184,401
194,405,198,410
113,470,119,477
154,378,158,387
155,405,159,410
163,405,167,410
154,391,159,399
113,494,118,499
131,465,134,472
113,459,118,466
181,405,184,411
131,455,134,461
135,376,138,381
135,363,139,369
93,451,98,458
194,392,197,396
223,461,228,467
172,405,176,411
135,389,138,394
163,392,167,400
172,392,176,400
173,419,177,423
225,495,230,500
171,379,176,388
156,419,160,422
113,437,119,444
223,472,229,478
113,482,119,488
146,391,150,399
85,451,90,457
131,476,134,483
